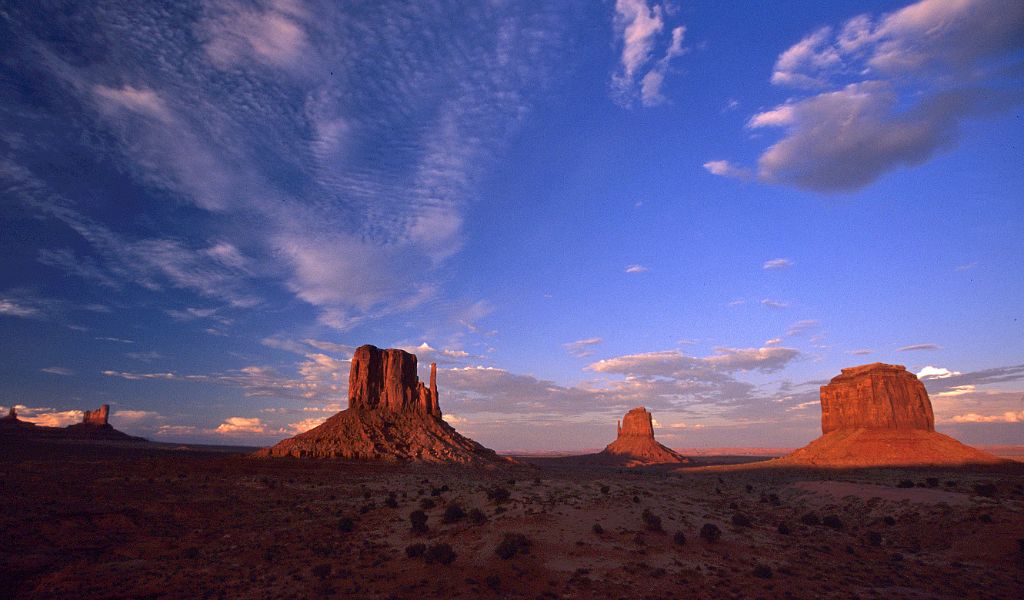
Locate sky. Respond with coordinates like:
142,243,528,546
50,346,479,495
1,0,1022,451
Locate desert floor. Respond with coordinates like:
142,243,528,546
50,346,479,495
2,439,1023,599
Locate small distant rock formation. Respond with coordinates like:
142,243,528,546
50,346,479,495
591,407,689,466
1,403,145,441
0,405,35,431
82,404,110,426
256,344,508,464
778,363,1002,466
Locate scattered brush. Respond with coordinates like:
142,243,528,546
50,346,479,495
410,510,428,534
700,523,721,543
642,509,663,532
495,533,532,559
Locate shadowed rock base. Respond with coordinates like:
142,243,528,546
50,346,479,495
776,428,1003,467
255,407,505,464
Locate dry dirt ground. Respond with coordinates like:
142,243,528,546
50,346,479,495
2,439,1023,599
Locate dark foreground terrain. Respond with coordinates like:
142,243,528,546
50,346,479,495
2,439,1023,599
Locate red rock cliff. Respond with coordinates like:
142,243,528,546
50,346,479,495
82,404,110,426
820,363,933,433
348,345,440,418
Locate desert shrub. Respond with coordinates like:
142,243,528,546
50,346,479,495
495,533,532,559
979,514,993,523
925,478,939,488
752,564,773,579
1017,538,1024,555
945,480,958,488
777,522,791,535
731,513,752,528
883,516,896,526
592,523,604,534
800,512,820,526
425,543,457,565
761,493,781,506
405,543,426,558
442,503,466,524
430,487,444,497
410,510,428,533
822,515,844,530
897,480,915,488
487,486,511,503
468,508,488,525
359,503,373,514
385,493,398,508
728,502,739,510
311,563,331,579
699,523,721,543
600,484,610,494
420,498,436,510
642,509,663,532
337,517,355,533
363,490,371,500
632,495,640,504
867,531,882,546
485,574,501,591
183,547,200,560
633,533,646,546
493,506,506,515
745,484,754,493
973,483,996,497
673,531,686,546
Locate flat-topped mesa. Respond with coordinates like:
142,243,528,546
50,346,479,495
81,404,110,426
348,345,440,418
820,363,933,433
773,362,1002,467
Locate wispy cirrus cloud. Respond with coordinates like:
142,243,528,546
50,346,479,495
707,0,1024,191
2,1,569,331
564,337,603,358
763,258,794,270
610,0,687,107
897,343,940,352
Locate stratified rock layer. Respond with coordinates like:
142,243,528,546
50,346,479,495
777,363,1001,467
595,407,689,466
256,345,507,464
821,363,933,432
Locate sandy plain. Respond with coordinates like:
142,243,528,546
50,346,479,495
2,438,1023,599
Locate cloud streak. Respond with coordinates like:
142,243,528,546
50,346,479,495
707,0,1024,191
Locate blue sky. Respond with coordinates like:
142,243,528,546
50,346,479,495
2,0,1022,450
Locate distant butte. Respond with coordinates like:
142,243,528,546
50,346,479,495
256,344,509,464
0,403,145,442
776,363,1002,467
589,407,689,466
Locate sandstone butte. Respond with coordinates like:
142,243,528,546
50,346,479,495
0,403,144,441
256,344,509,464
592,407,689,466
776,363,1003,467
